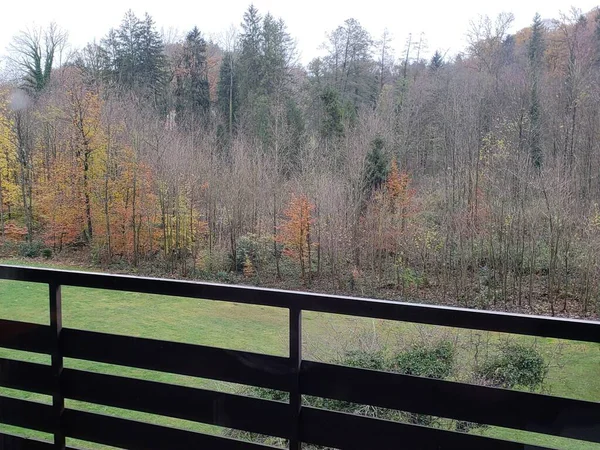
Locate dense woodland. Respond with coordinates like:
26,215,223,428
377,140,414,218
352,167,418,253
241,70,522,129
1,6,600,318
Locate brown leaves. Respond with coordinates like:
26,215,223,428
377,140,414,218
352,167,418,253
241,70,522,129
278,193,315,280
386,159,415,215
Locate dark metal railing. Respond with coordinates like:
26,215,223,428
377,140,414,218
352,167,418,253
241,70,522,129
0,265,598,450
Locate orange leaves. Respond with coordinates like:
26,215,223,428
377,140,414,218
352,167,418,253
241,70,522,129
94,154,159,261
360,160,417,261
278,193,315,280
279,193,314,251
386,159,415,216
36,150,86,248
2,222,28,241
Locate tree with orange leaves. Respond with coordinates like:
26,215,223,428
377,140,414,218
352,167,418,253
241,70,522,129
371,159,417,290
279,193,315,282
386,159,415,230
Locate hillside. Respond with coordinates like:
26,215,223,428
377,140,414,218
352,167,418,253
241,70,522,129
1,7,600,319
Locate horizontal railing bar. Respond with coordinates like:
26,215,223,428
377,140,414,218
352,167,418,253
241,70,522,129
0,432,54,450
62,409,280,450
301,360,600,443
0,396,55,433
299,294,600,343
1,265,598,342
0,358,53,395
301,406,552,450
62,328,293,391
62,368,291,439
0,319,53,354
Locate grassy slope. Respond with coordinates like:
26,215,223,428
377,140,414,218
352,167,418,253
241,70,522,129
0,258,598,449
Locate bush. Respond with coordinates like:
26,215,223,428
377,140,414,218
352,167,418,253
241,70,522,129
18,241,44,258
477,343,548,391
0,240,19,257
313,348,399,421
42,248,52,259
392,341,455,426
231,234,271,273
215,271,233,284
228,340,472,444
398,267,425,288
342,349,390,371
393,341,455,380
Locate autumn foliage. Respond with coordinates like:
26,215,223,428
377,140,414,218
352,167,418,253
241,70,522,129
278,194,315,281
3,7,600,319
360,159,416,281
0,71,205,267
386,159,415,220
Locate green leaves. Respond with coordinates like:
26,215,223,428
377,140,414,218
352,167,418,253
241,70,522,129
477,343,548,391
9,24,67,94
393,341,455,380
320,86,345,140
101,11,167,99
363,137,389,195
174,27,210,123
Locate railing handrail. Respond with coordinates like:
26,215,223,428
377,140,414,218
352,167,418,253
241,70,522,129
0,264,598,343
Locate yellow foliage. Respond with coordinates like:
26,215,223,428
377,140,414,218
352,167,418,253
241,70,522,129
591,203,600,229
0,93,19,215
243,255,255,278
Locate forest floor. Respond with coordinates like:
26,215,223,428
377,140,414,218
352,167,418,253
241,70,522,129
0,257,599,450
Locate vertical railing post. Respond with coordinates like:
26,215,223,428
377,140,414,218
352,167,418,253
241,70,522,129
49,282,65,450
289,306,302,450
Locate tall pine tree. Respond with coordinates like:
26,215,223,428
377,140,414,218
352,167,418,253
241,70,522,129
101,11,167,103
363,137,389,196
430,50,444,71
238,5,264,105
174,27,210,124
217,51,239,140
261,14,294,97
528,13,545,169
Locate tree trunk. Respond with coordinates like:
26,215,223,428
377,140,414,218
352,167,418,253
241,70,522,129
273,192,281,279
132,170,138,266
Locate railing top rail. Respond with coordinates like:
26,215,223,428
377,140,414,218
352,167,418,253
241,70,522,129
0,264,598,343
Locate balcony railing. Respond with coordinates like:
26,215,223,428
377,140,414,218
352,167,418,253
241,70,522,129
0,264,599,449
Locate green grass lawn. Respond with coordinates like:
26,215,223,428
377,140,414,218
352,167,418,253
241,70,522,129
0,258,599,450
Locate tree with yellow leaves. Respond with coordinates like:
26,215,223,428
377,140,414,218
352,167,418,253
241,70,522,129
0,94,19,239
243,254,255,278
64,69,103,243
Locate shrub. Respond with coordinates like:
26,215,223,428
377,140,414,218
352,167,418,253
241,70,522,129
398,267,425,288
231,234,270,273
42,248,52,259
313,348,399,421
215,271,233,284
342,348,389,371
393,341,455,426
477,343,548,391
228,340,461,442
18,241,44,258
0,240,19,257
393,341,455,380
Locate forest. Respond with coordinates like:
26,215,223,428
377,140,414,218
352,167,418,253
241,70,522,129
1,6,600,319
